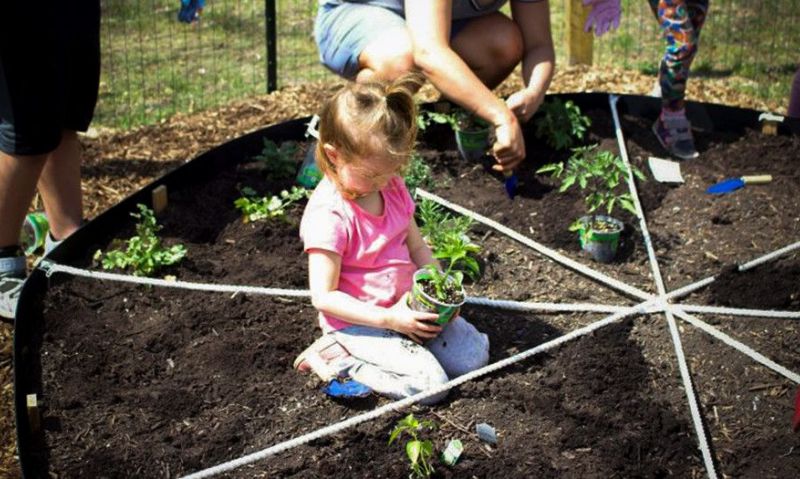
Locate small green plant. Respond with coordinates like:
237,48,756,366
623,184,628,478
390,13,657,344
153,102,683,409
534,98,591,150
253,138,299,180
403,152,436,192
95,204,186,277
233,186,310,223
536,145,645,239
389,414,437,479
417,108,488,132
416,199,480,281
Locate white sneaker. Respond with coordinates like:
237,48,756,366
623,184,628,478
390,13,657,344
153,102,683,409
0,255,27,319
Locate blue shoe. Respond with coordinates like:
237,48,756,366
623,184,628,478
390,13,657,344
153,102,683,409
652,111,699,160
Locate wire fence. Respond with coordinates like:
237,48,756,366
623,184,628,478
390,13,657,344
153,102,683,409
95,0,799,129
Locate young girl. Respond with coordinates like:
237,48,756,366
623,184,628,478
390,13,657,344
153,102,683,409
295,76,489,404
648,0,709,160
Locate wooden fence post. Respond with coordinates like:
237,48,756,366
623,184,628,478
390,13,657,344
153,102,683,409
566,0,594,65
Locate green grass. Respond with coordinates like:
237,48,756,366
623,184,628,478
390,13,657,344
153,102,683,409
96,0,798,129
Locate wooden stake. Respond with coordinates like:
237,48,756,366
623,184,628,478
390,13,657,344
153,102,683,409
566,0,593,66
26,394,41,433
152,185,168,215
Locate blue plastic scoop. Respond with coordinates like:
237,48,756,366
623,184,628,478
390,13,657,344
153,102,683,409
706,174,772,195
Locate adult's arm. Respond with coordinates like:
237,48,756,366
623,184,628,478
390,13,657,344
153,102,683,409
405,0,524,171
506,0,555,122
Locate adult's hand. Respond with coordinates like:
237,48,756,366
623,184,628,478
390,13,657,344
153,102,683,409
583,0,621,37
505,88,545,123
491,114,525,172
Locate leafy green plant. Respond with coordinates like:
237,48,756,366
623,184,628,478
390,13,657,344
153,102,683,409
95,204,186,277
417,108,488,132
388,414,437,479
253,138,299,180
536,145,645,238
233,186,310,223
534,98,591,150
416,199,480,281
403,152,436,192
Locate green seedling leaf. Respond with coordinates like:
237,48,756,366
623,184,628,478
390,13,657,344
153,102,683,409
96,204,187,277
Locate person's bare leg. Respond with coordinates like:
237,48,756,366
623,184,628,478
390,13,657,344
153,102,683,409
37,130,83,240
451,13,523,89
356,28,416,83
0,151,47,248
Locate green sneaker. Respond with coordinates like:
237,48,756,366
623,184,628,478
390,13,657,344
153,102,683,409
0,255,26,319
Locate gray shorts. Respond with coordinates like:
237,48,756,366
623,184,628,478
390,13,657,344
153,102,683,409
314,2,472,79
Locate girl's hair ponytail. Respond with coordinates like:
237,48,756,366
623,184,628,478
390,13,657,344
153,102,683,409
316,73,424,185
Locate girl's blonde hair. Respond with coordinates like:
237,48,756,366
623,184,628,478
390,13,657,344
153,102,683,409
316,74,422,191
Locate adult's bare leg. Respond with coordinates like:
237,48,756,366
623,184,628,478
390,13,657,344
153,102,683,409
0,151,46,248
37,130,83,240
451,13,523,89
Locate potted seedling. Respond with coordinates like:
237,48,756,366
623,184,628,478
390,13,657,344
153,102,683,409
534,98,591,151
418,108,491,162
408,254,468,326
416,199,481,282
536,145,645,263
388,414,437,479
94,204,187,276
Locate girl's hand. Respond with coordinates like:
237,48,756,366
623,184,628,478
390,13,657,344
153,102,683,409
386,293,442,344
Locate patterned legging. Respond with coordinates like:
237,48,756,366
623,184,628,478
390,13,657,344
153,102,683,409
648,0,710,111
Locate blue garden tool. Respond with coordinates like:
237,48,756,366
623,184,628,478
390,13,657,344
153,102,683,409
706,174,771,195
503,171,518,199
322,378,372,398
178,0,205,23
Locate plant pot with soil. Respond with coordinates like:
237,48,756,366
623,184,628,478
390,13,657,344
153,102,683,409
408,265,466,326
537,144,645,263
572,214,624,263
418,108,491,162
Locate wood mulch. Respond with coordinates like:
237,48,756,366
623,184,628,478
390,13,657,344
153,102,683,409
0,64,791,477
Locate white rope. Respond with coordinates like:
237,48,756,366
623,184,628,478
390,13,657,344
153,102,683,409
677,304,800,319
179,298,657,479
415,189,653,302
38,260,311,298
664,239,800,302
738,241,800,271
610,94,717,479
465,296,629,314
671,308,800,384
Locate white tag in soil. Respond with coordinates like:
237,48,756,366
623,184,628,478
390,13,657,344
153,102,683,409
476,422,497,444
647,156,684,184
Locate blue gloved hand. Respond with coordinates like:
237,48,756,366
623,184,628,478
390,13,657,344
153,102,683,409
583,0,621,37
178,0,205,24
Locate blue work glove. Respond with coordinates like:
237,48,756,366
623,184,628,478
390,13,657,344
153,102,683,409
178,0,205,24
583,0,621,37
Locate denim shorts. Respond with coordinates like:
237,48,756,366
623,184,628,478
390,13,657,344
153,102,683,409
314,2,472,80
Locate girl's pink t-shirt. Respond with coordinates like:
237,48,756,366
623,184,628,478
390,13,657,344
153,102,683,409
300,175,417,332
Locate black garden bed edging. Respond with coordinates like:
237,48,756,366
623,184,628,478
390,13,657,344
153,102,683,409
13,94,800,477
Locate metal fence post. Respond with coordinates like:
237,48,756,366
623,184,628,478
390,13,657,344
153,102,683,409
265,0,277,92
566,0,593,65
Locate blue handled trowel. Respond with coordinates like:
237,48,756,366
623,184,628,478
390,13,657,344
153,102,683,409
706,174,772,195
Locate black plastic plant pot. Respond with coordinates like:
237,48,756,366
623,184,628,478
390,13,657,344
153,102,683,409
455,126,491,162
408,268,466,325
577,215,624,263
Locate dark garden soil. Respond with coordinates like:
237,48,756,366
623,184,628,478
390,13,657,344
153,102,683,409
26,106,800,478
